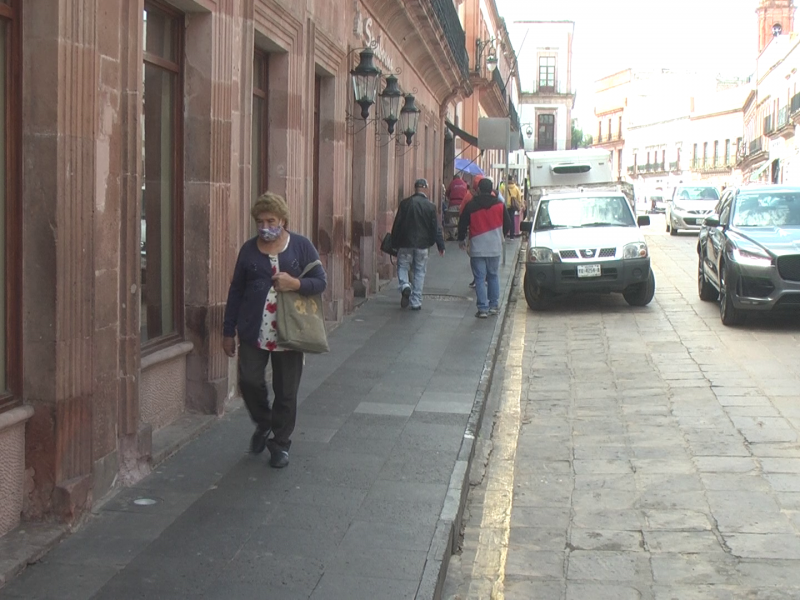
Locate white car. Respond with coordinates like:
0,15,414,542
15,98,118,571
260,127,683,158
520,191,655,310
666,185,720,235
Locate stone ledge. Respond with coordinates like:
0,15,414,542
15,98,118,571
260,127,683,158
0,405,34,432
0,522,68,590
150,412,217,467
141,341,194,371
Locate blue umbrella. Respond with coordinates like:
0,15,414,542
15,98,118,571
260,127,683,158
454,158,484,177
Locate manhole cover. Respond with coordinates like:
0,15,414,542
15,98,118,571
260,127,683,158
421,294,470,302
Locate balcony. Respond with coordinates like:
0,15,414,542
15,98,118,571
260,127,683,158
492,67,507,102
595,132,623,145
764,115,774,135
430,0,470,80
669,161,678,171
627,166,635,175
749,138,763,154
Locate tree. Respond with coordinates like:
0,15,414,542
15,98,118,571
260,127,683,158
571,120,592,149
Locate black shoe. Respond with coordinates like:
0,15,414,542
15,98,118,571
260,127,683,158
475,310,489,319
401,286,411,308
250,427,270,454
269,448,289,468
410,305,422,311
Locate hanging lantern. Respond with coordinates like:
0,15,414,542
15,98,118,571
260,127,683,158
350,47,381,120
379,74,403,135
399,94,420,146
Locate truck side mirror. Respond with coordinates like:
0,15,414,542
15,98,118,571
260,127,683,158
520,221,533,233
637,215,650,227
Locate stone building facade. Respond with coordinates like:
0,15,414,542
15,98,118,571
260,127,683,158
0,0,471,536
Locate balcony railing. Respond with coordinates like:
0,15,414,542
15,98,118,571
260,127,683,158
749,138,763,154
492,67,507,102
431,0,470,80
627,166,635,174
792,92,800,114
508,100,520,131
669,161,678,171
764,115,774,134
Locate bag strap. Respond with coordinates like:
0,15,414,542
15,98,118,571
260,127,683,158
298,259,322,278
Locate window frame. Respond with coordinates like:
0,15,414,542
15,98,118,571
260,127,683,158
538,56,555,92
252,48,269,200
537,113,555,151
141,0,185,354
0,0,21,413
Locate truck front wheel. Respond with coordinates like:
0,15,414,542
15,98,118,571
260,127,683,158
524,270,554,311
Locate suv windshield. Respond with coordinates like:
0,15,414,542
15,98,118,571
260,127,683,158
535,196,635,230
732,192,800,227
674,187,719,201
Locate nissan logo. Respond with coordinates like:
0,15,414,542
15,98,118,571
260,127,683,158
581,249,596,258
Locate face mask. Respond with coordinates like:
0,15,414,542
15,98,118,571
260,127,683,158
258,225,283,242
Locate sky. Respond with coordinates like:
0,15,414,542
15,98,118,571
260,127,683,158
494,0,759,127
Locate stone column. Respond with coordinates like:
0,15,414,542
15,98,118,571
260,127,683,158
22,0,99,522
183,3,236,415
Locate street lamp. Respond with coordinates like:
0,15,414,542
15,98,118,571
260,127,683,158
399,93,420,146
379,74,403,135
525,125,533,138
475,37,498,74
350,47,381,120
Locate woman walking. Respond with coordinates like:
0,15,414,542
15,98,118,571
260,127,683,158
223,192,326,468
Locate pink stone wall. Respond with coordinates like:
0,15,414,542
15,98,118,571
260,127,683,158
0,407,33,536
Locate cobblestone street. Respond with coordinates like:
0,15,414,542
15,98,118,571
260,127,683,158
445,216,800,599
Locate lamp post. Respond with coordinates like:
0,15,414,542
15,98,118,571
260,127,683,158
350,47,381,120
399,93,420,146
379,74,403,135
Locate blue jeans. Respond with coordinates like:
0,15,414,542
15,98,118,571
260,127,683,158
397,248,429,308
470,256,500,311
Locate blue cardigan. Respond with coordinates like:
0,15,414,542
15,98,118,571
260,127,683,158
223,234,327,346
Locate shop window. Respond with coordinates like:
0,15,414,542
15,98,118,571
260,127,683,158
0,1,19,411
538,56,555,92
252,50,268,200
141,2,183,346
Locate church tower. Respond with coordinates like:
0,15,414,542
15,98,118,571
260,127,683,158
758,0,796,53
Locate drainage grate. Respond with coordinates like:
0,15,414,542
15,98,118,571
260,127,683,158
421,294,471,302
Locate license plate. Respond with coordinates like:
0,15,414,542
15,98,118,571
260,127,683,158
577,264,601,278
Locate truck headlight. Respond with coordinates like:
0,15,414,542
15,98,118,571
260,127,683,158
529,247,554,263
623,242,648,259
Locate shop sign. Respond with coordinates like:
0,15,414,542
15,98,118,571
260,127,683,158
353,3,394,72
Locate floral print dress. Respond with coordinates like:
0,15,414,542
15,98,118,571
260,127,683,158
256,235,290,352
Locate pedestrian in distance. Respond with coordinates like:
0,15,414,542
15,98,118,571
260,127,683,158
222,192,327,468
390,178,446,311
457,177,512,318
504,175,523,237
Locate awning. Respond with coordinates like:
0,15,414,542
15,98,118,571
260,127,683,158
445,120,479,147
749,160,772,181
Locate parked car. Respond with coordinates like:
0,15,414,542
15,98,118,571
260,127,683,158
666,185,720,235
697,185,800,325
520,191,654,310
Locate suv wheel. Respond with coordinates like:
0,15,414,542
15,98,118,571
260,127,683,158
719,262,743,325
698,255,718,301
669,220,678,236
623,269,656,306
523,271,553,311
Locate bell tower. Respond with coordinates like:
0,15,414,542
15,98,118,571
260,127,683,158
758,0,796,53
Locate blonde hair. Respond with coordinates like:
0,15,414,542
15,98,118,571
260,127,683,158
251,192,290,228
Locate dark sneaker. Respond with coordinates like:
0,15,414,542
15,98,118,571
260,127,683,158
249,427,270,454
469,281,476,289
410,306,422,311
475,311,488,319
269,449,289,469
488,307,499,316
400,286,411,308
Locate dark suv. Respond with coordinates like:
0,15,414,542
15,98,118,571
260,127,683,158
697,185,800,325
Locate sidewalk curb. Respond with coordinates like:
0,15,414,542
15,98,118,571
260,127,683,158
415,241,524,600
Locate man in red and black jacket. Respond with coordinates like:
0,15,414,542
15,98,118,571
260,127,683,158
457,177,511,318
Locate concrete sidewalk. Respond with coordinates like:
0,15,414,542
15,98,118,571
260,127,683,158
1,239,521,600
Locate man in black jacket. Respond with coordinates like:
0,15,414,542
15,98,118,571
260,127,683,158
391,179,446,310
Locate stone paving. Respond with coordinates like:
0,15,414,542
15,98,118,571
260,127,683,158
445,216,800,600
0,240,519,600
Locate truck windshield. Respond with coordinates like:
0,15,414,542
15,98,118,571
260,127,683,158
535,196,635,230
